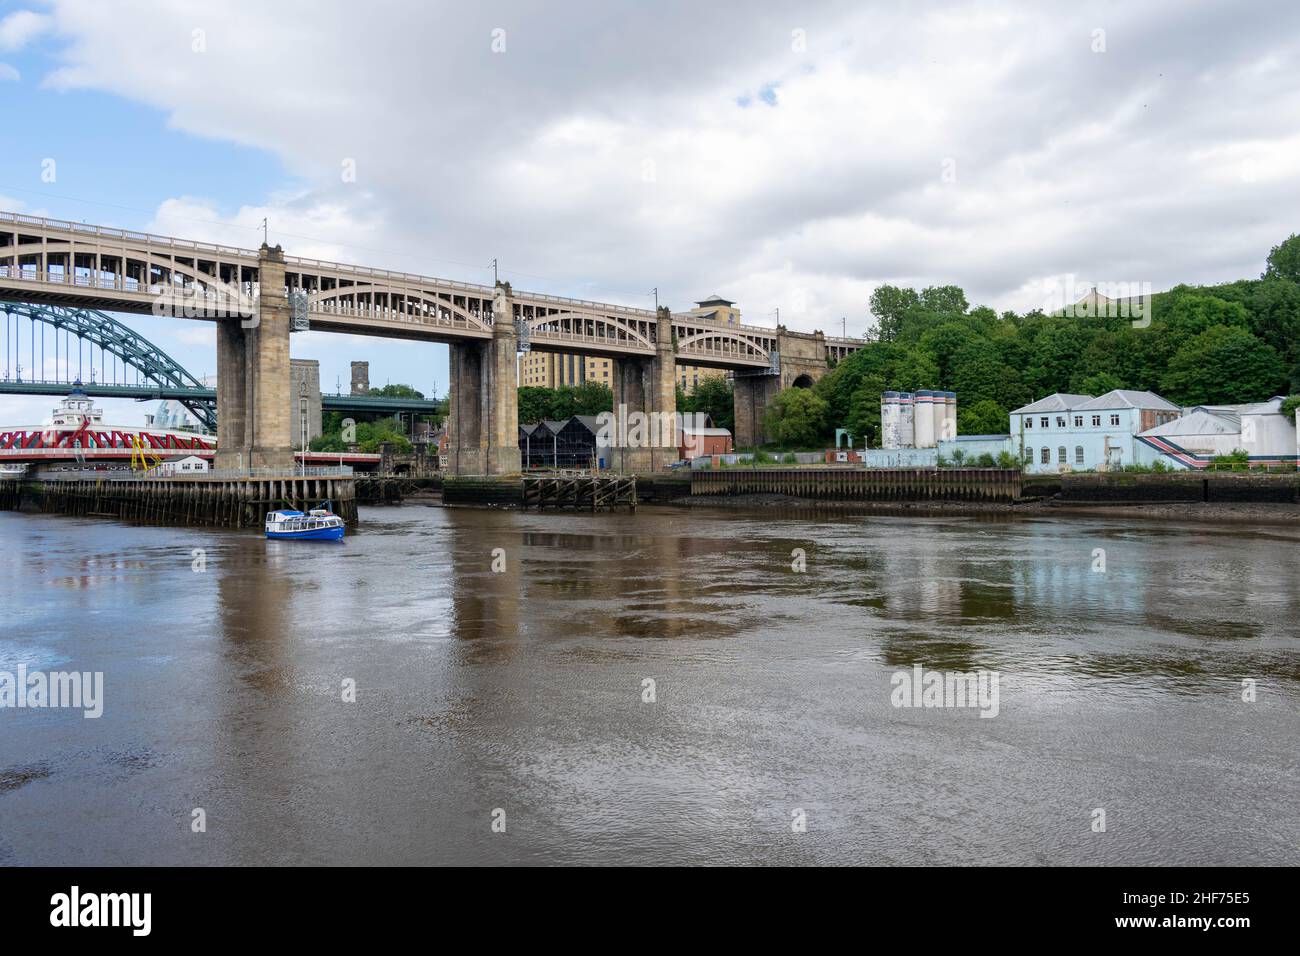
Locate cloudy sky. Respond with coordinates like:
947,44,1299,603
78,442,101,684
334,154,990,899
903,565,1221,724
2,0,1298,425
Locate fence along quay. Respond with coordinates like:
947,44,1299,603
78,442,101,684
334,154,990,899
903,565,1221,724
690,467,1022,502
13,468,358,528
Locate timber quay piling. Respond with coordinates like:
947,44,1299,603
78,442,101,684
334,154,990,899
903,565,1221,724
441,474,639,511
522,474,637,512
16,469,358,528
690,467,1022,503
0,477,19,511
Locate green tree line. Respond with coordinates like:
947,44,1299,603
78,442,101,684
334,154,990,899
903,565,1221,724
764,234,1300,448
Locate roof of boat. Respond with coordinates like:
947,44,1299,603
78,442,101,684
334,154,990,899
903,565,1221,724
269,509,304,517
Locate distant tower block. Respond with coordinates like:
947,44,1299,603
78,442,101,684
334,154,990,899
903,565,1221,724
898,392,915,448
350,361,370,395
914,390,936,448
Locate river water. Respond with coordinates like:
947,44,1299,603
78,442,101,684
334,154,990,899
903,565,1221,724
1,504,1297,866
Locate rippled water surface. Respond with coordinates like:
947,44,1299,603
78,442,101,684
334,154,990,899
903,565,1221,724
1,505,1297,865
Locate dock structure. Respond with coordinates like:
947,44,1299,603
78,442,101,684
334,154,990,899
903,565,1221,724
16,469,357,528
522,474,637,512
0,477,19,511
690,467,1022,503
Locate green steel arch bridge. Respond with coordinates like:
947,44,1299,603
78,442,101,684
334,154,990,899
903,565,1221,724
0,301,441,429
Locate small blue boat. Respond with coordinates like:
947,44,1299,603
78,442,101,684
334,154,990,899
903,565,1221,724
265,503,346,540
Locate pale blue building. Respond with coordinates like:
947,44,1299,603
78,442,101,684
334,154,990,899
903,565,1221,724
1011,390,1180,474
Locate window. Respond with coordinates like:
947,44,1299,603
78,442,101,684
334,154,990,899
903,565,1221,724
1057,416,1066,428
1040,417,1049,428
1074,416,1083,427
1024,446,1034,463
1075,446,1084,465
1092,415,1101,427
1110,414,1120,426
1058,446,1067,464
1024,417,1033,429
1041,447,1050,464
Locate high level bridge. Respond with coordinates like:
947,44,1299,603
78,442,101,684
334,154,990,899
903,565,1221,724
1,210,865,472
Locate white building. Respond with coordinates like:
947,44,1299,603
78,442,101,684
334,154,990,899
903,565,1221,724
155,454,210,475
1135,397,1297,468
1011,390,1180,474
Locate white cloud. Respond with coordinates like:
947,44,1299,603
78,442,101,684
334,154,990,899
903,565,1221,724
23,0,1300,332
0,10,51,51
0,63,18,82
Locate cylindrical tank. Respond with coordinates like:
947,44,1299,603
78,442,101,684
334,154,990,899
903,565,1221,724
898,392,915,448
932,389,947,444
914,390,935,448
880,391,900,449
944,392,958,441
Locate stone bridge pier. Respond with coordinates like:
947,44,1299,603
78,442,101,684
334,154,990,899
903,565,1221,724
733,327,830,448
214,244,293,471
446,282,521,475
608,306,677,473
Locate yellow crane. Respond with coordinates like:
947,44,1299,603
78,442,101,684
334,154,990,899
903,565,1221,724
129,433,163,473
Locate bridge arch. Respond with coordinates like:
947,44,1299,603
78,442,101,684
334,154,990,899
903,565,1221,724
0,301,215,429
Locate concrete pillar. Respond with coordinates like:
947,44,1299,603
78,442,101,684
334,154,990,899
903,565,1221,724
483,283,521,475
610,355,649,473
248,245,293,471
446,282,520,475
609,306,678,473
447,340,483,475
649,305,678,471
733,373,780,448
214,318,247,470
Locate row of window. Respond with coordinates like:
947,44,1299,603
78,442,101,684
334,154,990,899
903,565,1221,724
1026,446,1087,465
1024,414,1120,429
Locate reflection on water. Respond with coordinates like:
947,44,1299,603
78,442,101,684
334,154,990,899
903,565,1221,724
0,505,1297,866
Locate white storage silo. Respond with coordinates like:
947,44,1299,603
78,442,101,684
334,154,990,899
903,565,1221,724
943,391,957,441
914,390,935,448
932,389,947,444
881,391,901,449
899,392,915,448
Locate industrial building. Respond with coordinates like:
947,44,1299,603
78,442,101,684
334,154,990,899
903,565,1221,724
881,391,957,448
520,416,604,470
1012,390,1180,473
1134,397,1297,468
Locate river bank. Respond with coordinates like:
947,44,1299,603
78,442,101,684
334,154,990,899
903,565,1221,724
664,491,1300,526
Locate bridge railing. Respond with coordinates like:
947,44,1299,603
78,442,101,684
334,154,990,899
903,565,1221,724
37,465,355,481
0,210,259,260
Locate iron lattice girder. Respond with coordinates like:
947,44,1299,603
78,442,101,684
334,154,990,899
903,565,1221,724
1,300,216,429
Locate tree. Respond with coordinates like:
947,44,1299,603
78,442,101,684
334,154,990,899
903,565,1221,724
1263,233,1300,283
371,383,425,399
845,375,887,446
1281,395,1300,423
571,381,613,416
680,375,734,433
1161,325,1286,405
763,387,828,448
868,285,921,342
919,285,969,317
1076,371,1124,395
1158,292,1250,338
958,399,1009,436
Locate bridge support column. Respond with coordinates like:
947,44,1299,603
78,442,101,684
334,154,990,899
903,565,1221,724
248,245,293,471
213,319,247,470
213,243,293,472
733,373,781,449
447,282,520,476
609,306,677,473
